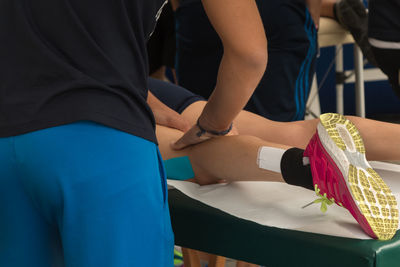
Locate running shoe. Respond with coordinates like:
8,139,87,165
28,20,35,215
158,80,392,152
335,0,377,66
304,113,398,240
174,248,184,267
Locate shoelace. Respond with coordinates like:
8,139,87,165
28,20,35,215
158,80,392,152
302,184,341,213
174,249,184,267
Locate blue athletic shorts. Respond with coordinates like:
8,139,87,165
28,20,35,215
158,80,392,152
0,122,174,267
148,77,205,114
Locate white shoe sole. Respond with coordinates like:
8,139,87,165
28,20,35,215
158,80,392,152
318,113,398,240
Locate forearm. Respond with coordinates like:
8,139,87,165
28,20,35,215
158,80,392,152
200,47,267,131
147,90,190,131
172,0,267,149
198,0,267,131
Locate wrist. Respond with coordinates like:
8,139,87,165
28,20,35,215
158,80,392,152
196,118,233,137
198,106,234,132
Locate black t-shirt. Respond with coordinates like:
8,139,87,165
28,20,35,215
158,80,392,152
147,2,176,75
369,0,400,42
0,0,166,143
180,0,199,7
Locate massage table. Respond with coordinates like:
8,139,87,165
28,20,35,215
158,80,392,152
168,161,400,267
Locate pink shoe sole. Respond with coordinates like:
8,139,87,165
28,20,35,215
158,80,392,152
304,113,398,240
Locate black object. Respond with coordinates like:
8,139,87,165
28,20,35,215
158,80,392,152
280,147,314,191
196,119,233,137
335,0,378,66
0,0,166,142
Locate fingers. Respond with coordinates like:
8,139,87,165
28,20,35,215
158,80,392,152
171,125,211,150
168,116,191,133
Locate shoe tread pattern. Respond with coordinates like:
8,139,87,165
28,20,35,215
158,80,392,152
320,113,398,240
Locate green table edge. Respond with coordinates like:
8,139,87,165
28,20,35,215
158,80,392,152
168,189,400,267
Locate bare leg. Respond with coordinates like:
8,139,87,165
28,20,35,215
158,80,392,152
320,0,337,18
181,101,400,161
156,125,287,185
345,116,400,161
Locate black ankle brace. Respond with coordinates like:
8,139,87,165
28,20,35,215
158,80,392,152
280,148,314,191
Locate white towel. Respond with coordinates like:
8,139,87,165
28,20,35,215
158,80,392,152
168,161,400,240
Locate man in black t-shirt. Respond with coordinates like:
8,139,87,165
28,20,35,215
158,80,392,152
0,0,268,266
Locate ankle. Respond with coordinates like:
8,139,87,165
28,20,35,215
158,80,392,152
280,148,314,190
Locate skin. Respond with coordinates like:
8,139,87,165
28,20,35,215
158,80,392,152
147,91,190,132
320,0,338,19
173,0,268,150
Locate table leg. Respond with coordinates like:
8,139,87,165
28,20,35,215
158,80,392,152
354,44,366,117
336,45,344,115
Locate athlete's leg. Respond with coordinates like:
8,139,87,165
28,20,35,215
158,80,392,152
160,115,398,240
237,112,400,161
321,0,337,18
181,101,400,161
157,125,288,185
343,116,400,160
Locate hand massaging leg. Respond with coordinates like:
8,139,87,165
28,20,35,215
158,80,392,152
157,125,288,185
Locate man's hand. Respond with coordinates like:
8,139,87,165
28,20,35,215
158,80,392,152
171,116,238,150
148,91,190,132
171,124,212,150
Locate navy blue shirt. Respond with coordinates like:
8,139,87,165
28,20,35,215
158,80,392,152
0,0,166,143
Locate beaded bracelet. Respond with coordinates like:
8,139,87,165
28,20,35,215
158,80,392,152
195,118,233,137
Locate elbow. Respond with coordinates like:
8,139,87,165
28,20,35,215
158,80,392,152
246,48,268,77
226,43,268,79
